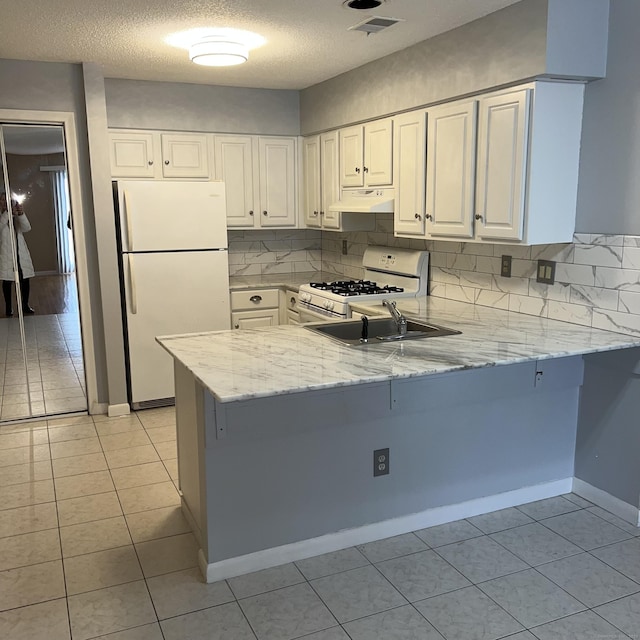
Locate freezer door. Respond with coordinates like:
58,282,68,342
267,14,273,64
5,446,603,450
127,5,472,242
122,250,230,405
117,180,228,251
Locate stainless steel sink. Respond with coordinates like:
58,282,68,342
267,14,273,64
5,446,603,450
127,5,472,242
305,317,461,346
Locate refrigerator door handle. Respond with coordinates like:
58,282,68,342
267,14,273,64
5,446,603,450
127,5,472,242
124,189,134,252
128,254,138,315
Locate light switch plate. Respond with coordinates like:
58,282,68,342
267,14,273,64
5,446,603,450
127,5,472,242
536,260,556,285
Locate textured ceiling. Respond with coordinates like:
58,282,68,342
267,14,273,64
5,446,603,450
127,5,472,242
0,0,522,90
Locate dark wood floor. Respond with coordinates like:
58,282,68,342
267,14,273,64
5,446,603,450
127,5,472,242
3,273,79,316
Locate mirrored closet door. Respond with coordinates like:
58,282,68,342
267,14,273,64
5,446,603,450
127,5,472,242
0,124,87,421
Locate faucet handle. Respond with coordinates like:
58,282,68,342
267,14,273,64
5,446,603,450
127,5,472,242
360,315,369,342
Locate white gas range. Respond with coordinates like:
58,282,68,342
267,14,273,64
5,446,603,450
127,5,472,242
298,246,429,321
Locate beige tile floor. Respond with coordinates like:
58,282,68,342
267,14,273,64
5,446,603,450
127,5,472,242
0,313,86,421
1,407,640,639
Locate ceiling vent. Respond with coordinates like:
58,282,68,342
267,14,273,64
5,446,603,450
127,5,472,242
344,0,383,8
348,15,404,35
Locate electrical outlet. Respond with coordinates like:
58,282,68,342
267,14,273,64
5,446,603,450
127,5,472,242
501,255,512,278
373,448,389,477
536,260,556,285
342,240,348,255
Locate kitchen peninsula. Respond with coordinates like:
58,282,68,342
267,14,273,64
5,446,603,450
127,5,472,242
158,298,640,582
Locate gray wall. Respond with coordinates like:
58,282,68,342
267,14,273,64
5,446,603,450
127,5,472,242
300,0,548,134
576,0,640,235
0,59,109,404
105,79,300,135
576,348,640,508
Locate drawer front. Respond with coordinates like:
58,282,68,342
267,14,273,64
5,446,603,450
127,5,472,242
231,288,279,311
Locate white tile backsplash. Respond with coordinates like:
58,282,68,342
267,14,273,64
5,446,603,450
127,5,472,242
233,217,640,337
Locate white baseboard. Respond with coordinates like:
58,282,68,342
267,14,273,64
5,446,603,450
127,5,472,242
107,403,130,417
201,477,572,583
573,478,640,526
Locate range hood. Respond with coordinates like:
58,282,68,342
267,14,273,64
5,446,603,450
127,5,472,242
328,188,395,214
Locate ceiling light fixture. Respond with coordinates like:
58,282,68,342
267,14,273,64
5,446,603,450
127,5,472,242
189,36,248,66
344,0,383,9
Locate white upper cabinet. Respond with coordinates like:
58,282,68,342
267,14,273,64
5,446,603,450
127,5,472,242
258,137,297,227
109,132,157,178
364,119,393,186
475,82,584,244
393,110,427,236
303,136,322,228
394,81,584,245
303,131,375,232
109,131,211,179
161,133,210,179
214,135,255,228
339,118,393,188
426,100,477,239
320,131,341,230
215,135,298,229
475,89,529,241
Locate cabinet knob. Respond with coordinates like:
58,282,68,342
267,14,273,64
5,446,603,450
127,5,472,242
290,297,296,305
249,210,254,216
249,295,263,303
320,211,324,216
148,160,153,166
475,214,483,221
263,210,268,216
363,166,369,173
313,210,318,216
414,213,422,220
425,214,433,221
234,324,240,329
164,160,169,165
355,167,361,174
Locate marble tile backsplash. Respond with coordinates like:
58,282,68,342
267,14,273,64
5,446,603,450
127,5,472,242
319,215,640,337
228,229,322,276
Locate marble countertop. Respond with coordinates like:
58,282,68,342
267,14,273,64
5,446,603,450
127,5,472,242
158,297,640,404
228,271,342,292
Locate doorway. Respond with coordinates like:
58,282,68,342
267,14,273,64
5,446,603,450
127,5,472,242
0,123,87,421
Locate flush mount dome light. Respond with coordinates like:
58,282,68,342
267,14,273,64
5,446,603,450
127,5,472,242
344,0,383,9
189,36,248,66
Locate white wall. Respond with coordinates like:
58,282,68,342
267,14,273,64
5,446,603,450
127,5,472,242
105,79,300,135
576,0,640,235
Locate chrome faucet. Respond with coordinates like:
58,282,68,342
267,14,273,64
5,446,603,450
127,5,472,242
382,299,407,336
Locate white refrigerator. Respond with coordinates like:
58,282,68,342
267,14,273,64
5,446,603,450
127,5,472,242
114,180,230,408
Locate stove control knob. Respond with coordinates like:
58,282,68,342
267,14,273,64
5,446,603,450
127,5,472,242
300,292,311,303
326,300,334,311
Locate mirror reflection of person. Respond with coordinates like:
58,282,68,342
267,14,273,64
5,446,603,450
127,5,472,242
0,193,35,317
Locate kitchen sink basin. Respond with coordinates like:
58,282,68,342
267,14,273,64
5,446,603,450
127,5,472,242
305,317,461,346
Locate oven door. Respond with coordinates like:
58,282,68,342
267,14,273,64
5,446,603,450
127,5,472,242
298,303,345,324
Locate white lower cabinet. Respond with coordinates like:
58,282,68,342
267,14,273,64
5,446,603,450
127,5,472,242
230,288,280,329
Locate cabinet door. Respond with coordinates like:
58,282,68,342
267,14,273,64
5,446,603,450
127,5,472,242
476,89,530,241
161,133,210,178
426,100,477,238
109,132,157,178
364,118,393,186
214,135,255,228
258,137,297,227
340,125,364,187
393,111,426,236
231,309,279,329
303,136,321,228
320,131,341,229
